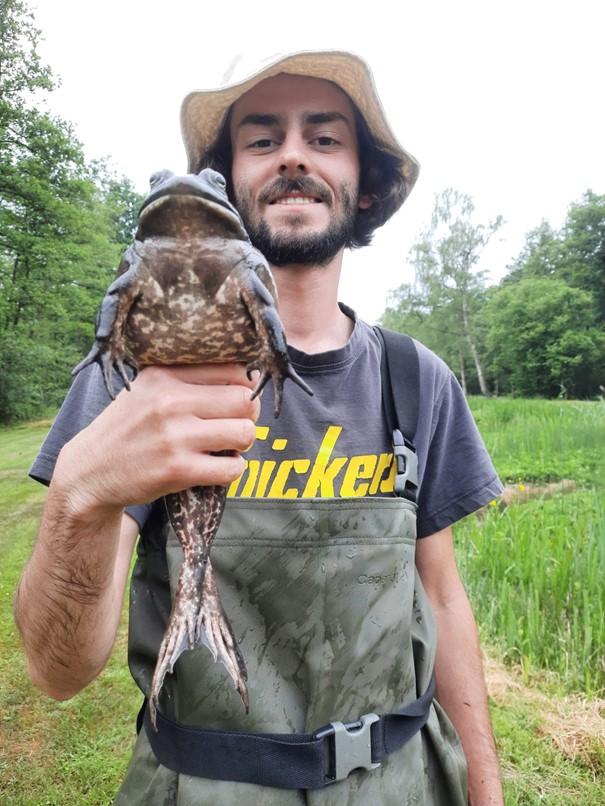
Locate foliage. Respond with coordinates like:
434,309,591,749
381,189,502,395
382,190,605,399
0,0,142,423
507,191,605,326
484,278,605,397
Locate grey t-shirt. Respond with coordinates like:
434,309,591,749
29,305,502,538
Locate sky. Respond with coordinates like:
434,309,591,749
33,0,605,324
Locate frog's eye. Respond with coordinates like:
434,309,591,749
213,173,227,188
149,169,174,188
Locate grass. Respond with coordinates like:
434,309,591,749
456,490,605,696
0,423,141,804
1,402,604,802
468,396,605,484
460,396,605,695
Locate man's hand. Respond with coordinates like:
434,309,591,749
57,363,260,516
15,364,259,700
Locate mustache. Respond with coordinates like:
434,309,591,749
259,177,331,205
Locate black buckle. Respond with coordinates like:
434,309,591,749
393,429,418,499
314,713,381,783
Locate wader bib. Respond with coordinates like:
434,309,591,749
116,495,468,805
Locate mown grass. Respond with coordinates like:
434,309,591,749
1,402,604,803
0,423,141,804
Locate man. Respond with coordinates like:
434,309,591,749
16,51,504,804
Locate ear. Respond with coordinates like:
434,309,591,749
358,193,375,210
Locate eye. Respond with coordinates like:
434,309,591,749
313,136,339,147
213,173,227,187
248,138,275,149
149,169,173,188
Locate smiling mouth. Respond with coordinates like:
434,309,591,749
269,195,322,205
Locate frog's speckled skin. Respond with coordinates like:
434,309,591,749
73,168,311,729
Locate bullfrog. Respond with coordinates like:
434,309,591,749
73,167,312,729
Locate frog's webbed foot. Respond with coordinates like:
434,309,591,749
149,550,208,730
247,355,312,417
72,246,140,399
148,557,248,731
241,268,313,417
196,561,249,710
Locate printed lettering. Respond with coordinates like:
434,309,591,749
380,458,396,494
254,460,276,497
268,459,311,498
369,453,394,495
240,460,260,497
302,426,347,497
340,454,378,497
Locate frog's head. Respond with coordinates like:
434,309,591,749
136,168,249,241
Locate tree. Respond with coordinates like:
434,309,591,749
505,192,605,326
0,0,142,422
484,278,605,397
381,189,502,395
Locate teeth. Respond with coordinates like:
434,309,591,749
275,197,318,205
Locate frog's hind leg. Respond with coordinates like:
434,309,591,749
148,485,248,730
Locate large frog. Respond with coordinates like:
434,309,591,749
73,167,312,728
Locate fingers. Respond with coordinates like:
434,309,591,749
127,365,261,422
142,363,259,390
64,362,261,510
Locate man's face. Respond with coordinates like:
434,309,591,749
230,75,370,266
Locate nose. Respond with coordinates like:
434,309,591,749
278,134,308,177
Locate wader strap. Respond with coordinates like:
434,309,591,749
373,326,419,502
141,674,435,790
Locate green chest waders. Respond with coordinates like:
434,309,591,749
117,499,467,805
115,331,468,805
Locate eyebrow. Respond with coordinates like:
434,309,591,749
235,111,354,132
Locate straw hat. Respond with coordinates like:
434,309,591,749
180,50,419,207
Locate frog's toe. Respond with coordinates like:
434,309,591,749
250,368,271,401
198,564,249,712
246,359,261,382
284,365,313,397
148,592,201,731
72,343,103,379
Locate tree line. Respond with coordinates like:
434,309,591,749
380,188,605,398
0,0,141,422
1,1,603,424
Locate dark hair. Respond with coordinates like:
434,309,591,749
199,101,408,249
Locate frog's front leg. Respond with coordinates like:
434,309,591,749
72,245,141,398
238,264,313,417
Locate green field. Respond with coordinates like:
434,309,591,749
1,400,604,804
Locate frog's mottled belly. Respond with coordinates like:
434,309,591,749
123,237,263,365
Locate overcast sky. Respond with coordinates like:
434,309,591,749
33,0,605,324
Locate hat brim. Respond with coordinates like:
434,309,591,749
180,51,419,202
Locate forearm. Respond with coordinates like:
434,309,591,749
14,466,130,699
16,364,258,699
432,591,503,806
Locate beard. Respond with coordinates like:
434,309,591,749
235,177,358,266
